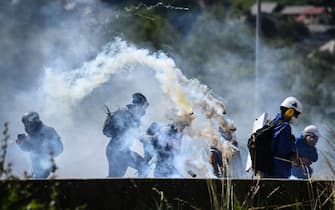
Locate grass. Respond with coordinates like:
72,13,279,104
0,122,16,180
1,122,335,209
322,125,335,177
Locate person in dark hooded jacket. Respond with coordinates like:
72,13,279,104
140,122,182,177
142,113,194,178
102,93,149,177
16,112,63,178
152,123,183,177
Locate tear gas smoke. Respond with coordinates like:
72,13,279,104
1,1,333,179
36,38,241,178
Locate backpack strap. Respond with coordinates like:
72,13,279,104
270,118,285,142
271,118,289,156
269,118,283,127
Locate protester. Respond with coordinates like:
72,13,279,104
291,125,319,179
16,112,63,178
141,112,193,178
141,122,182,177
210,146,225,177
141,122,161,164
102,92,149,177
213,119,240,177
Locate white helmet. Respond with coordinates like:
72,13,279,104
303,125,320,138
280,96,302,113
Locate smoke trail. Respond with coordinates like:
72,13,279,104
37,38,239,178
2,1,332,179
168,13,335,179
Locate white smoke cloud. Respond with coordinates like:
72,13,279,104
1,1,333,179
33,38,239,178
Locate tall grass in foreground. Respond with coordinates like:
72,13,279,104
206,149,335,210
206,176,335,209
0,122,86,210
0,122,16,180
1,123,335,209
322,125,335,209
322,125,335,177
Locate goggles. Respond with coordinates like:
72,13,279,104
294,111,301,118
305,133,318,142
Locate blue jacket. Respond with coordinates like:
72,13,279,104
291,135,318,179
271,113,295,178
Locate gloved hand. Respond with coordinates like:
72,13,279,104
291,152,300,166
290,134,296,142
300,157,312,166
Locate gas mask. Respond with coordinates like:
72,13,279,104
22,112,42,135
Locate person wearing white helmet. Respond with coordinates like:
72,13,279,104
280,96,302,119
291,125,319,179
268,96,302,178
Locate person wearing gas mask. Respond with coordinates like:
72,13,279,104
16,112,63,178
269,96,303,178
143,115,193,178
140,122,161,165
102,92,149,177
151,123,183,178
291,125,319,179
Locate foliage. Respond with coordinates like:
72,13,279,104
126,8,181,49
322,126,335,176
0,123,86,210
1,0,335,208
229,0,255,12
116,1,335,121
302,51,335,117
0,122,16,180
275,19,310,43
270,0,311,5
